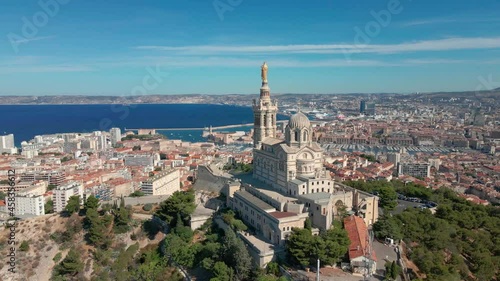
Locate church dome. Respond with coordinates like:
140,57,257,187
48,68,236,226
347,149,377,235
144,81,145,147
288,111,310,129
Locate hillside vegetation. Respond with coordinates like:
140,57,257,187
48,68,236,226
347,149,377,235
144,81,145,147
344,180,500,281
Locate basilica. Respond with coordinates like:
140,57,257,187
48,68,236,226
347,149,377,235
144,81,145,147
252,63,335,197
225,63,378,250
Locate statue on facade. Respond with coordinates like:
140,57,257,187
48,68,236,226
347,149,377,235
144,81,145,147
261,62,268,83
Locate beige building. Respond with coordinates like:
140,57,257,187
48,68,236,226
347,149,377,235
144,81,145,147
141,169,180,196
53,181,84,213
253,69,335,198
224,65,379,253
229,187,308,246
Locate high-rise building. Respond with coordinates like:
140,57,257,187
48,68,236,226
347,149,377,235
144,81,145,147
110,127,122,146
141,169,180,196
53,182,84,212
0,134,16,154
360,100,366,113
365,103,376,116
93,131,107,150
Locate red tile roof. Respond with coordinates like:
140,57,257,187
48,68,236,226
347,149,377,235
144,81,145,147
269,211,297,219
344,215,376,261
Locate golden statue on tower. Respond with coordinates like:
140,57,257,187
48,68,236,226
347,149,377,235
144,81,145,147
261,62,268,83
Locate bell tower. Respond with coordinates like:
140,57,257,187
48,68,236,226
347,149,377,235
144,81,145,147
253,62,278,148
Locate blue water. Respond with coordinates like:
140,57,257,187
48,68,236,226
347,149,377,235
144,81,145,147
0,104,285,145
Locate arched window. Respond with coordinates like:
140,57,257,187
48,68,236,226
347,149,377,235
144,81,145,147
294,131,299,141
303,131,308,141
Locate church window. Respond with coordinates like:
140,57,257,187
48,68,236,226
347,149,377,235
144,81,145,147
311,182,314,185
283,227,286,231
322,181,324,184
303,131,308,141
264,115,267,126
328,182,330,185
322,188,324,192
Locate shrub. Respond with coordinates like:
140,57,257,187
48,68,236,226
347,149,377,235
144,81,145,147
143,203,153,211
53,252,62,263
19,241,30,252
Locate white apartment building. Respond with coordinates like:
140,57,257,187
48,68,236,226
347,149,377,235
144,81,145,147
0,134,16,154
397,162,431,178
15,194,45,216
110,128,122,146
141,169,180,196
124,154,156,167
53,182,84,212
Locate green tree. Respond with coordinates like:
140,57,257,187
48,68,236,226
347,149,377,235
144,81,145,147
84,195,99,212
379,186,398,211
164,234,197,268
222,229,252,280
390,261,400,279
304,217,312,230
0,191,6,200
114,206,131,234
266,262,280,276
210,261,234,281
45,199,54,214
319,222,350,265
64,195,81,214
54,248,84,277
87,208,114,249
156,189,196,227
287,228,314,268
373,215,403,240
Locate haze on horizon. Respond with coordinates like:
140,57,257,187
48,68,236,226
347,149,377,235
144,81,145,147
1,0,500,96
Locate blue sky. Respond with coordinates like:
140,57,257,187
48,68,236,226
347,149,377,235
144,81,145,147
1,0,500,95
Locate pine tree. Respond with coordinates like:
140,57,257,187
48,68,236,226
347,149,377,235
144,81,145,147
84,195,99,212
120,195,125,208
55,248,83,276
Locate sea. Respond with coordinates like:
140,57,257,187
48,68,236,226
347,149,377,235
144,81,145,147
0,104,287,146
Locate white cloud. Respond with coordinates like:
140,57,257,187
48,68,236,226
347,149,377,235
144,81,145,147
0,65,95,74
11,35,56,44
401,18,457,27
135,37,500,55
